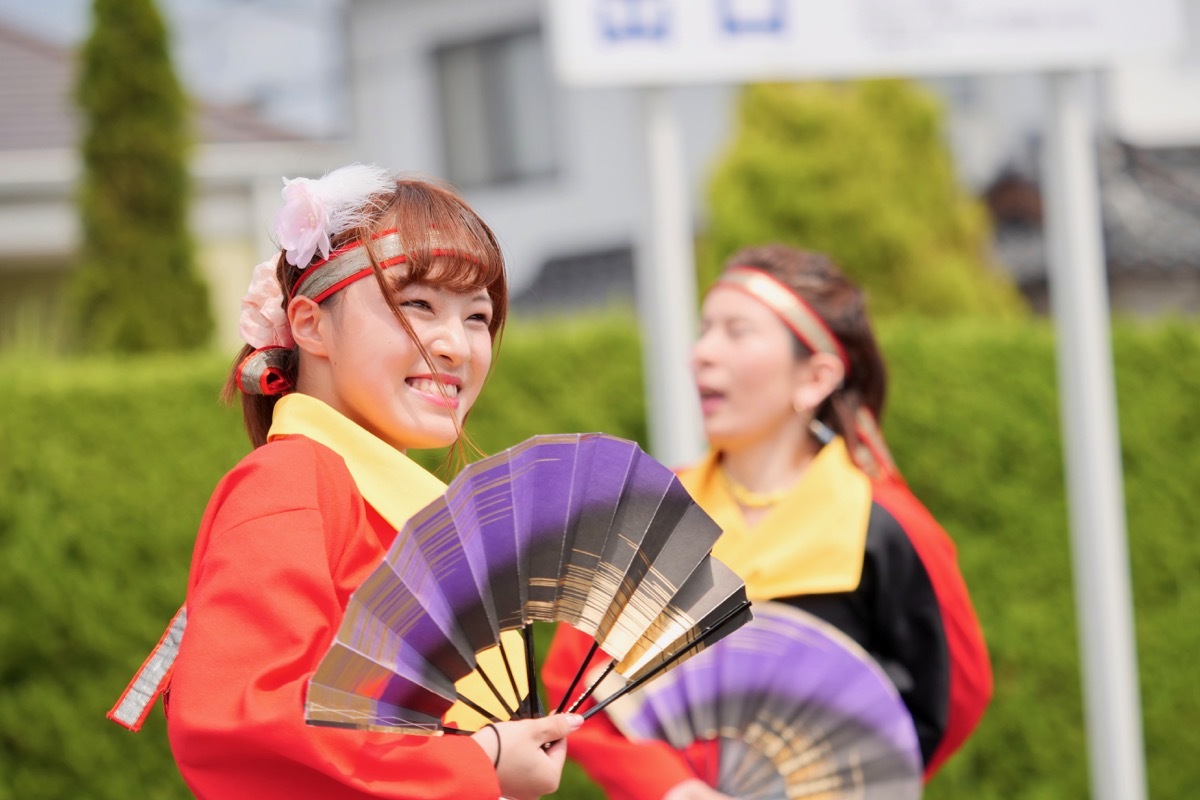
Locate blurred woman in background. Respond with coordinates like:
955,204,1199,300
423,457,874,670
543,243,993,799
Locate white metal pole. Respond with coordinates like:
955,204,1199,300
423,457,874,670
1040,70,1146,800
637,86,704,467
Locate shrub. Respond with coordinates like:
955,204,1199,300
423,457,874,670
701,80,1026,319
71,0,211,352
1,316,1197,799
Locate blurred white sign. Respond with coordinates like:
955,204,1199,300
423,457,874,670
546,0,1186,85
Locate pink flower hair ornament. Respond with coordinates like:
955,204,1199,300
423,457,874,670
235,163,396,396
276,179,331,269
274,164,396,269
239,257,294,350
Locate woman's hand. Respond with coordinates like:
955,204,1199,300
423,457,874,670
663,778,736,800
471,714,584,800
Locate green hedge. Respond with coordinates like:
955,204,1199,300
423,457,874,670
1,315,1198,799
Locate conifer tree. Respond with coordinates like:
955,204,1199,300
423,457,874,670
702,80,1025,318
71,0,212,351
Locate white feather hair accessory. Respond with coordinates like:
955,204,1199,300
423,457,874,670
275,163,395,268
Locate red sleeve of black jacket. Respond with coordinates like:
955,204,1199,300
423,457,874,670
871,476,994,779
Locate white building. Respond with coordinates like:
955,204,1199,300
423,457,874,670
347,0,739,313
4,0,1197,351
346,0,1200,315
0,21,345,351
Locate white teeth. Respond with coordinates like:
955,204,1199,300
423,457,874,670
409,378,458,397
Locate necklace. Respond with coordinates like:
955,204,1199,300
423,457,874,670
720,468,790,508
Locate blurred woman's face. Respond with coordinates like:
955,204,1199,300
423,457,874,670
691,285,806,452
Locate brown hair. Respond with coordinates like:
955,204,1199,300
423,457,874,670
721,244,887,460
222,177,508,464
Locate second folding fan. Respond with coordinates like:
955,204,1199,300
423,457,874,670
602,601,923,799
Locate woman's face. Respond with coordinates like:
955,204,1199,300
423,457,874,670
691,284,807,452
318,267,495,451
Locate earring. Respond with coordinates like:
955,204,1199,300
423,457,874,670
808,418,835,446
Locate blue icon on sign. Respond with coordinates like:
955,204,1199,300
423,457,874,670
599,0,671,41
719,0,786,34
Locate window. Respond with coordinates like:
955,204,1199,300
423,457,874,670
511,246,636,316
435,28,558,187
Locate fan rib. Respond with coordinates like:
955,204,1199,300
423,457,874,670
585,599,751,719
449,692,504,727
522,622,543,718
565,656,615,714
554,638,601,715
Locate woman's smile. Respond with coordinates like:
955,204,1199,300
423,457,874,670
406,374,462,409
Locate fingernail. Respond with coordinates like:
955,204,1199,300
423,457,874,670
564,713,584,730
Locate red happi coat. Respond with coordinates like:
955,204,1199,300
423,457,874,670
165,435,501,799
108,404,506,800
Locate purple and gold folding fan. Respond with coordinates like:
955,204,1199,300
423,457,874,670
602,601,923,800
304,433,752,735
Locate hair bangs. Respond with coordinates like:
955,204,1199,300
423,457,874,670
369,179,507,335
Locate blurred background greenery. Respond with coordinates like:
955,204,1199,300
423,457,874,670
3,1,1199,797
2,314,1199,799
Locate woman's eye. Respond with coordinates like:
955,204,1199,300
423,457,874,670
727,323,752,338
468,312,492,325
401,299,432,311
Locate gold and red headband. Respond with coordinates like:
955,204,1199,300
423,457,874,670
716,267,851,375
236,229,482,396
236,231,410,396
237,163,398,396
291,229,408,303
713,266,900,480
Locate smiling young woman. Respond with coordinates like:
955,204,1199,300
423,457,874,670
108,165,581,800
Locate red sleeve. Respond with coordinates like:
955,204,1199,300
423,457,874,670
166,438,501,800
872,477,993,780
542,623,698,800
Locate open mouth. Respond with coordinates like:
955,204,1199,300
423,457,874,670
406,377,460,398
697,386,725,414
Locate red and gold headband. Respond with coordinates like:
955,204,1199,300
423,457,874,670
714,266,900,480
291,229,407,303
716,267,851,375
236,229,481,395
236,164,398,395
235,230,411,396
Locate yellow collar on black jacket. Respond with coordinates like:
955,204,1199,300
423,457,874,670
678,437,872,600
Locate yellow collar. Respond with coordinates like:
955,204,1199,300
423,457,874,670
678,437,872,600
267,393,446,531
268,392,525,729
